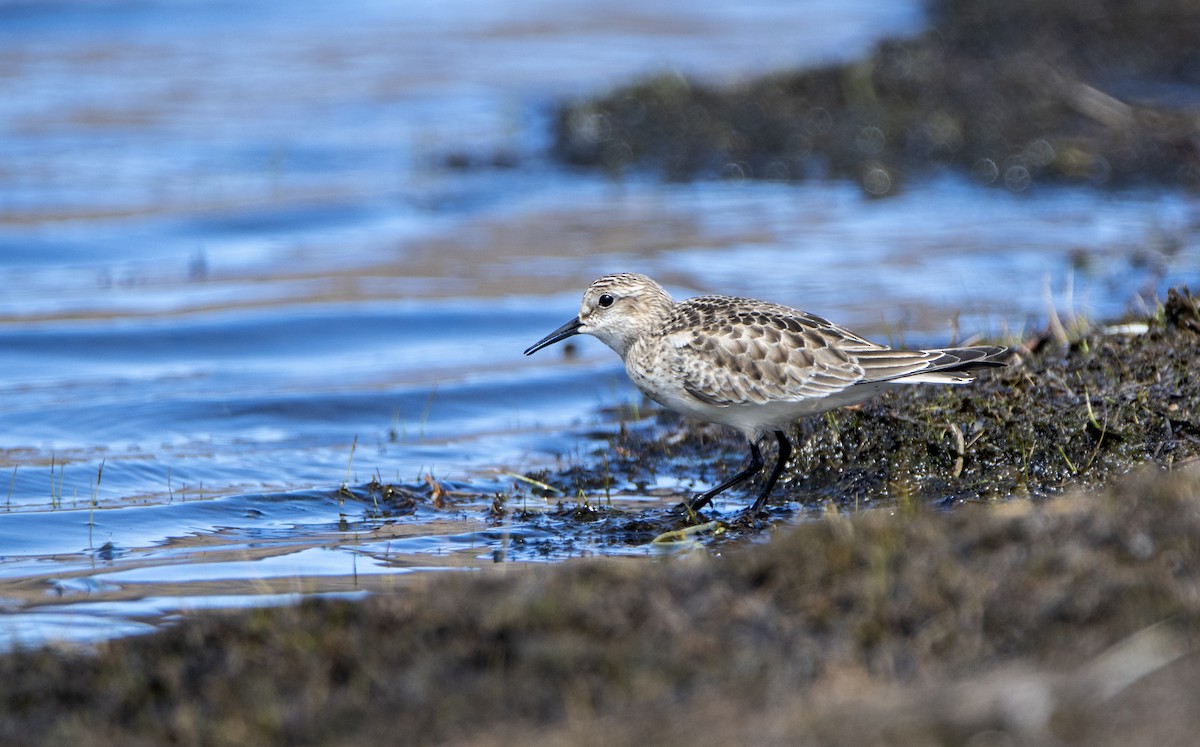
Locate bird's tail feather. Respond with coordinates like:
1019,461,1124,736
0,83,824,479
855,345,1011,384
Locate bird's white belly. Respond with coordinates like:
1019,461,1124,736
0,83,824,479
628,359,897,440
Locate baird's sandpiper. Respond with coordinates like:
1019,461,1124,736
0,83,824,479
525,273,1009,517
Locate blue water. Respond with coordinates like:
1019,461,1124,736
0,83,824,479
1,0,1197,648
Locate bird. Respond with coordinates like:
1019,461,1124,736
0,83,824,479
524,273,1010,517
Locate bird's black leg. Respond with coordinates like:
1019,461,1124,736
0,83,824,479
683,438,764,513
745,430,792,517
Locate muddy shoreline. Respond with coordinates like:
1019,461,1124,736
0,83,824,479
4,0,1200,741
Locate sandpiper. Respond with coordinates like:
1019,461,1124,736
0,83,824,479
525,273,1009,516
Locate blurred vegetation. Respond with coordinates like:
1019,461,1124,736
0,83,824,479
554,0,1200,195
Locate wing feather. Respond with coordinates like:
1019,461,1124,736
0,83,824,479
666,297,873,407
661,296,1009,408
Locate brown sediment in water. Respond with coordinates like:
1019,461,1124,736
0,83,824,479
0,292,1197,746
552,0,1200,194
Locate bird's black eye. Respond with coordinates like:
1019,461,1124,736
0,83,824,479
598,293,615,308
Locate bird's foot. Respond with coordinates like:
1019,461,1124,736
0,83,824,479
670,498,712,524
724,499,775,528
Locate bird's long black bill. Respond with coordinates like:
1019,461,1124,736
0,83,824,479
523,317,583,355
